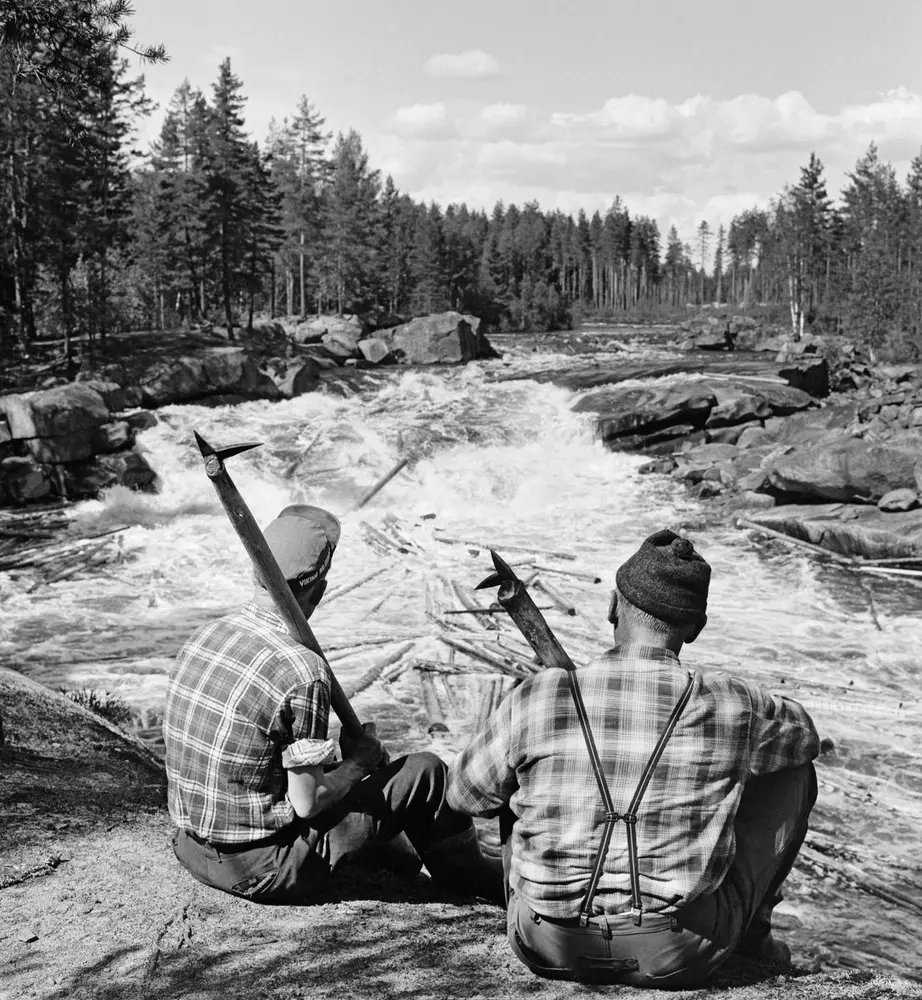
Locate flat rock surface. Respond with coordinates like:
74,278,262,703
740,503,922,560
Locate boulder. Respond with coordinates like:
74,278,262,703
574,383,717,446
0,384,110,463
321,329,361,359
277,359,320,399
743,503,922,560
138,349,281,407
777,357,829,398
357,338,394,365
776,403,859,445
765,436,919,504
733,329,788,353
73,378,130,412
735,420,786,450
125,411,159,434
60,450,157,497
706,394,773,428
293,314,366,345
0,456,53,504
878,488,920,513
379,312,492,365
90,420,133,454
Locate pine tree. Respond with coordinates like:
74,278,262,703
842,143,904,349
318,130,380,314
206,58,253,338
713,224,725,304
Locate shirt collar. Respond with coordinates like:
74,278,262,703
598,643,681,667
242,601,290,632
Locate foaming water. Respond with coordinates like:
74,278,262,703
1,357,920,747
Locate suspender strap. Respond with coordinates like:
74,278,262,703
570,669,696,927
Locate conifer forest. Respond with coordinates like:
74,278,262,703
2,2,922,365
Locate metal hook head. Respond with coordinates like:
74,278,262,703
475,549,519,590
194,430,262,462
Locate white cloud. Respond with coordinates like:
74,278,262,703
424,49,500,79
391,102,451,138
379,88,922,245
481,103,528,125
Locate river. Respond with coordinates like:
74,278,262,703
1,330,920,977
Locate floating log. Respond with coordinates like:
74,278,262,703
531,562,603,584
443,605,556,616
701,371,786,384
283,431,322,478
324,564,392,604
535,577,578,616
342,640,416,699
432,533,578,561
359,521,411,556
440,635,532,677
353,456,412,511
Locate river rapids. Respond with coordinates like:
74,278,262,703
1,332,920,977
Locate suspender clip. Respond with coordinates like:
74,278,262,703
604,810,621,822
621,813,637,825
630,905,643,926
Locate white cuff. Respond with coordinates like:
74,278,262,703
282,738,337,769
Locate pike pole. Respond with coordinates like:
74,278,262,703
194,431,363,741
476,549,585,845
476,549,577,671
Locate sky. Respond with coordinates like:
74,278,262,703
128,0,922,246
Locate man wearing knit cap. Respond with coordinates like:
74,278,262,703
449,529,819,988
165,504,502,906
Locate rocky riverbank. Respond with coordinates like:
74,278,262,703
0,312,495,507
505,326,922,565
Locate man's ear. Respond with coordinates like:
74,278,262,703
685,614,707,644
607,590,618,626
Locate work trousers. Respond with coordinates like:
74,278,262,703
172,752,470,905
506,762,818,988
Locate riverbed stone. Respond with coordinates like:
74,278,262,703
765,436,919,504
878,488,920,512
90,421,133,455
575,383,717,446
0,456,53,504
379,312,492,365
357,338,394,365
0,384,110,463
276,359,320,398
138,349,281,407
293,314,365,345
59,451,157,497
743,503,922,559
777,357,830,398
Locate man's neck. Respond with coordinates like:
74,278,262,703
613,625,684,657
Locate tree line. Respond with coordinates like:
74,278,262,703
1,6,921,363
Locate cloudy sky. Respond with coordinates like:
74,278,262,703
130,0,921,245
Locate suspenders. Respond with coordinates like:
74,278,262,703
565,668,696,927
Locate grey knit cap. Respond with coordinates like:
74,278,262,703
615,529,710,624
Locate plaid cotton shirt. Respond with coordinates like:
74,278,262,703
447,644,819,919
164,602,335,844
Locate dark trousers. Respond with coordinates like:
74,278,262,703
172,752,470,904
506,762,818,988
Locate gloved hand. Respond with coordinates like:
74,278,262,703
340,721,389,773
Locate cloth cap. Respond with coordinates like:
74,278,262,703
615,529,710,624
261,505,341,593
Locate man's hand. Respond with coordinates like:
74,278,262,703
340,721,389,774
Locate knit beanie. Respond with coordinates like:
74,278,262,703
261,505,341,593
615,529,710,624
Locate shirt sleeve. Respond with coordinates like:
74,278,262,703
276,677,337,769
747,683,820,776
447,690,519,818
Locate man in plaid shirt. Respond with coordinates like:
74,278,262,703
165,504,501,904
448,529,819,987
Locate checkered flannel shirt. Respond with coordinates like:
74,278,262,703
164,603,335,844
448,644,819,919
